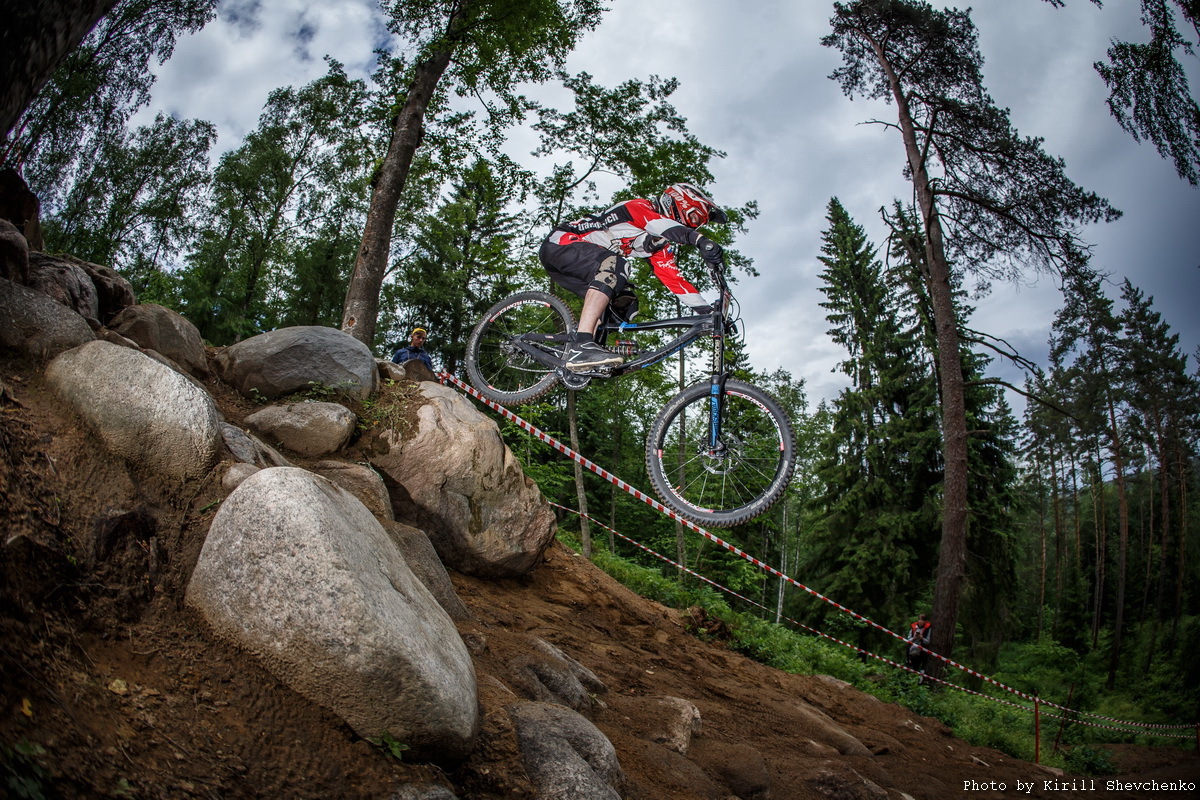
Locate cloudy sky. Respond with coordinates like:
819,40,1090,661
139,0,1200,412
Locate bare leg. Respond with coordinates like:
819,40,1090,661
577,288,611,339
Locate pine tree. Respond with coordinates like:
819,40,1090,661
803,198,941,639
824,0,1119,668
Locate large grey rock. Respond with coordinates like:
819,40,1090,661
1,219,29,284
108,302,209,378
28,252,99,322
186,467,478,763
214,325,379,401
73,257,135,324
381,521,469,621
369,382,556,578
244,401,356,457
220,423,292,468
508,701,624,800
636,696,701,755
312,460,392,520
0,277,96,359
44,341,220,481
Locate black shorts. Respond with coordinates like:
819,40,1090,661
538,238,628,299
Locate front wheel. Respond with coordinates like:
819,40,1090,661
645,379,796,528
465,291,575,405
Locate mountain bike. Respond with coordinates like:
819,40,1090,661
464,259,796,528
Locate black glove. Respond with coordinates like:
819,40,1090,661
691,303,715,315
694,235,723,265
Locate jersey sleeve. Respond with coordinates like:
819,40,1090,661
649,249,710,309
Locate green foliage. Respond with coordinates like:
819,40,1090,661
366,731,410,762
382,158,522,372
6,1,217,205
175,61,373,345
801,198,943,628
1,739,49,800
41,112,216,283
1088,0,1200,185
1063,744,1117,776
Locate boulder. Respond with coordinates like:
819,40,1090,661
312,460,392,520
369,382,556,578
0,276,96,360
0,219,28,284
403,358,439,382
381,521,470,621
508,701,624,800
220,423,292,468
0,167,42,253
186,467,478,763
804,763,890,799
28,252,99,323
634,696,701,756
244,401,356,457
214,325,378,401
72,257,135,324
508,642,596,712
377,359,406,383
44,341,220,481
108,302,209,379
221,462,259,493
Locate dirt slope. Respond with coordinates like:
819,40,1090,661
1,353,1197,799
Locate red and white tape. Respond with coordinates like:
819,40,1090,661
441,373,1194,736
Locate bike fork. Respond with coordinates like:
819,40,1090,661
707,326,728,451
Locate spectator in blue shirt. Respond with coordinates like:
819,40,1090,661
391,327,434,371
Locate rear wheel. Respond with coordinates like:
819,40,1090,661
645,379,796,528
465,291,575,405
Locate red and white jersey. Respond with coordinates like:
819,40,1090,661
548,199,711,308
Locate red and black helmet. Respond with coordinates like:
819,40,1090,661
658,183,728,228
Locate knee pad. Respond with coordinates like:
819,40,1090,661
589,255,628,298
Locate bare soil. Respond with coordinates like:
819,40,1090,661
2,351,1197,799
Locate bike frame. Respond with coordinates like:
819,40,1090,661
528,260,736,453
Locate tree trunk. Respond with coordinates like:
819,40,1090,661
1105,395,1131,688
873,41,970,673
340,42,454,348
1,0,118,138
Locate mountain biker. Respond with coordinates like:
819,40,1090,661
539,182,728,371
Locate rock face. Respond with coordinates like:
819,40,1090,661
244,401,357,457
382,520,471,621
186,467,479,763
73,256,135,324
108,302,210,379
27,252,100,323
44,340,221,481
370,382,556,578
508,701,625,800
0,216,29,284
214,325,379,401
312,460,392,520
0,276,96,359
220,423,292,469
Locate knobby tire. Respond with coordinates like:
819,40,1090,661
645,379,796,528
465,291,575,405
